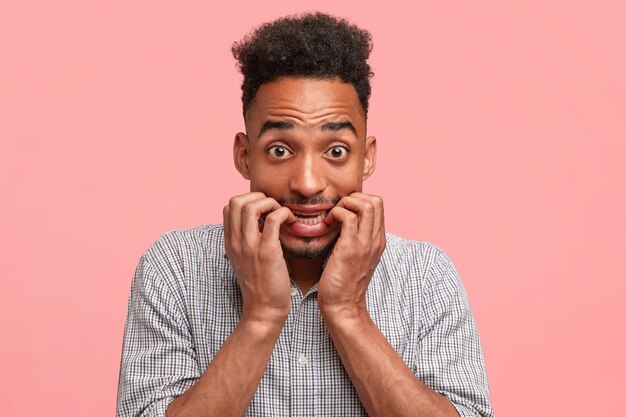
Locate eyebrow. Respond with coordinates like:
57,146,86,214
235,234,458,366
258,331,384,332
321,121,357,136
258,120,357,137
259,121,294,137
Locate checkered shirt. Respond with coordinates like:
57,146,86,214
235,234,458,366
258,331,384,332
116,224,494,416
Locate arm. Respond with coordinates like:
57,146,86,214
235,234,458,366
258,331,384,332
318,193,492,417
321,309,460,417
117,258,283,417
412,248,493,417
116,253,201,417
166,193,295,417
165,317,283,417
117,193,295,417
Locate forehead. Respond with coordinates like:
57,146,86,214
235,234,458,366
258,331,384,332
245,77,366,137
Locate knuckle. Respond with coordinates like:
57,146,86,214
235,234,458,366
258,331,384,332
229,194,252,210
229,201,242,214
241,203,255,217
228,196,240,207
264,208,287,222
362,201,375,214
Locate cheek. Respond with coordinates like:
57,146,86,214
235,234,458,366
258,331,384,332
329,167,363,193
247,154,273,186
249,175,281,192
248,165,289,193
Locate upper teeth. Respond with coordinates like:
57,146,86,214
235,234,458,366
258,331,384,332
293,211,323,216
293,211,327,224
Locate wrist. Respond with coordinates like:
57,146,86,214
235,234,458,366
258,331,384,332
237,314,287,344
319,301,370,325
241,306,289,328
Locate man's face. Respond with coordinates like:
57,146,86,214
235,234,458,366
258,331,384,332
233,76,376,260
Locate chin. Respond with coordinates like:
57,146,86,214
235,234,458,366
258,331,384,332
280,234,338,260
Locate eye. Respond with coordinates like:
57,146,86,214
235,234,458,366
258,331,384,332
267,145,292,158
325,146,349,159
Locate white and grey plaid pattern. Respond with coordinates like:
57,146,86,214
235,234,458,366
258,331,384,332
116,224,494,417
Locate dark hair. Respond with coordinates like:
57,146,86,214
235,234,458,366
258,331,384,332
232,12,374,116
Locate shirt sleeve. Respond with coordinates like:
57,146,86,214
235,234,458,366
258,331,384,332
116,252,201,417
413,247,495,417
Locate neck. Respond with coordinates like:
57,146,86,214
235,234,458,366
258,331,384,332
285,255,326,294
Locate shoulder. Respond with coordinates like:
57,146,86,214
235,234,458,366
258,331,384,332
130,224,229,306
136,224,227,287
142,224,225,263
375,232,464,297
380,232,452,275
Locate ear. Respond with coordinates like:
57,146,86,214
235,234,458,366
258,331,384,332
362,135,377,180
233,132,251,180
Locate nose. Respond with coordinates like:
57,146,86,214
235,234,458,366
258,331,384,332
289,154,326,198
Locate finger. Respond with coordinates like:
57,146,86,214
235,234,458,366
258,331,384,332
227,192,267,241
260,206,296,245
332,195,375,240
349,192,385,237
325,206,358,241
240,197,284,239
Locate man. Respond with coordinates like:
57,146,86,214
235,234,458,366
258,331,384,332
117,12,493,417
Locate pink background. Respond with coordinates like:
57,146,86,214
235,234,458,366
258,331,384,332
1,1,625,415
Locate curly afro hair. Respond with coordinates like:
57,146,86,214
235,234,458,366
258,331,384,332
232,12,374,117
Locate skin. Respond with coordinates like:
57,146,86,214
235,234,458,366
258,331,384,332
166,77,459,417
233,76,378,294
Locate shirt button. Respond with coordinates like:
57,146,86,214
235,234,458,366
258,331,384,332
291,287,298,296
297,354,308,367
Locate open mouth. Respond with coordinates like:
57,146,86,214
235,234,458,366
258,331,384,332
292,210,329,225
284,205,335,237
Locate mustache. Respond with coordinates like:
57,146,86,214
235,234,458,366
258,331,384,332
276,196,340,206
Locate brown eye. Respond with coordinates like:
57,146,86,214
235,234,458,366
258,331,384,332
326,146,348,159
267,145,292,158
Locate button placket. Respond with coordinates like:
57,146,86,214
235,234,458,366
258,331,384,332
290,293,319,415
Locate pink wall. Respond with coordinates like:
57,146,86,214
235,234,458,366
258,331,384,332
1,1,625,415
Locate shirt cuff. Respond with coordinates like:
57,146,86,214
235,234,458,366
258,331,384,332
140,396,176,417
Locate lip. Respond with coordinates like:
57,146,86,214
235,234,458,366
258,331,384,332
284,204,335,237
286,218,333,237
285,204,335,214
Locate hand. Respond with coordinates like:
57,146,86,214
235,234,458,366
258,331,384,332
317,192,386,318
223,192,296,324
